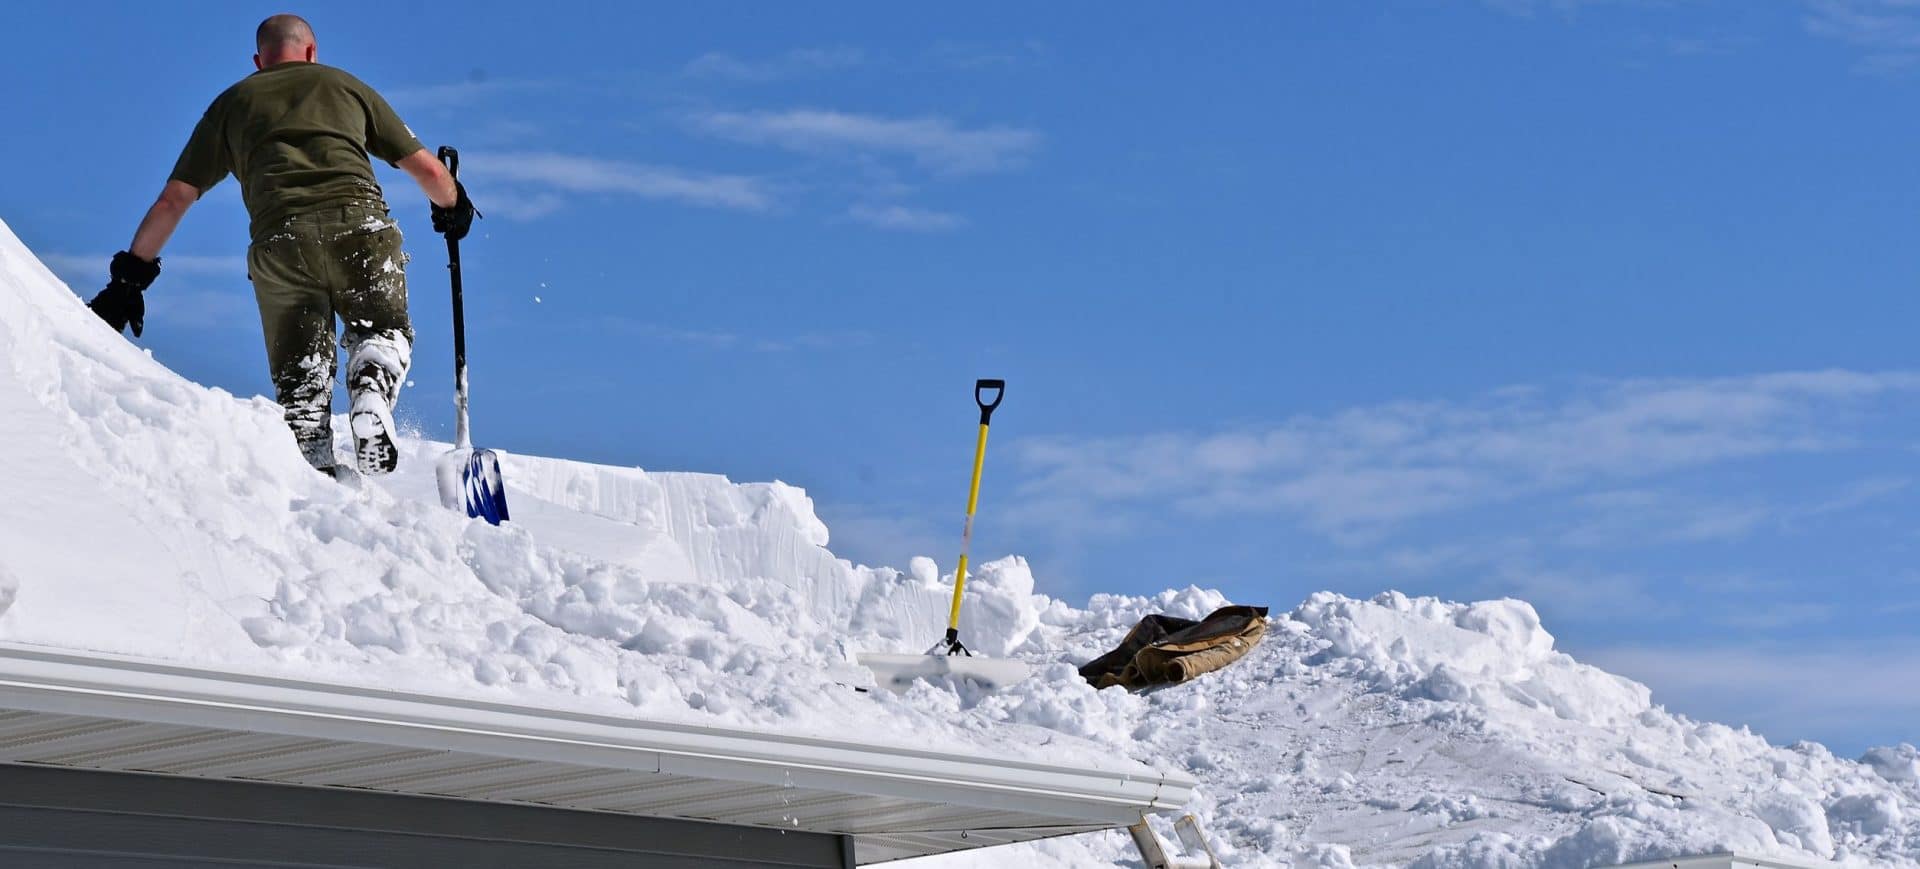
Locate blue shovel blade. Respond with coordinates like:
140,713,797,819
461,448,511,525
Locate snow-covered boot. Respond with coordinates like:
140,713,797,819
297,431,337,473
349,389,398,476
345,335,407,476
296,430,362,485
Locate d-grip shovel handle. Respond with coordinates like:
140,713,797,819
438,145,459,178
975,379,1005,425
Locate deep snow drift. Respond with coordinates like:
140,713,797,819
1,218,1916,868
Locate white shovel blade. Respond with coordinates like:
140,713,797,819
857,652,1033,693
436,447,510,524
435,447,471,510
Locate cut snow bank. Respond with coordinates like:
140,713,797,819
0,218,1916,868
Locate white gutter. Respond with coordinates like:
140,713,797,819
1608,852,1839,869
0,642,1194,828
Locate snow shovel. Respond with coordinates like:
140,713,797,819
431,146,510,525
859,380,1031,692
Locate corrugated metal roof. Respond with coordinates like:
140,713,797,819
0,643,1193,864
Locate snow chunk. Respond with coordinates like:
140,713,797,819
1863,744,1920,785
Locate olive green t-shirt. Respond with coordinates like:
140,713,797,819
170,62,424,241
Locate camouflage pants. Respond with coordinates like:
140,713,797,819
248,205,414,470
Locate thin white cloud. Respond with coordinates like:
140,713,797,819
39,253,246,277
846,204,966,232
1010,371,1920,540
1709,602,1839,630
143,290,255,330
1489,1,1919,71
1481,0,1650,17
1806,0,1920,48
601,319,872,353
692,109,1041,175
1585,641,1920,747
813,505,949,572
1560,474,1911,548
924,39,1050,70
684,47,865,82
37,253,251,330
384,78,551,110
479,190,568,221
1560,489,1772,547
1805,0,1920,71
465,152,775,213
1807,475,1911,515
1493,565,1673,620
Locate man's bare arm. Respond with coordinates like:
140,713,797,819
127,181,201,261
397,148,458,208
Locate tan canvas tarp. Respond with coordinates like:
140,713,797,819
1078,605,1269,691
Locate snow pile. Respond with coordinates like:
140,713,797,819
927,589,1920,868
1,218,1917,868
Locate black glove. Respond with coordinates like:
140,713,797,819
431,180,478,242
88,251,160,338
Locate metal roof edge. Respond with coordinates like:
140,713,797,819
1606,851,1839,869
0,642,1193,825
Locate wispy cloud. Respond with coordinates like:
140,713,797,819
1494,565,1675,620
1624,30,1759,62
385,78,552,111
1561,474,1915,547
464,152,775,214
38,252,252,329
1559,489,1772,547
814,505,950,571
142,290,256,330
1710,601,1840,630
39,253,246,277
1655,34,1754,57
479,191,568,221
684,47,865,82
1487,1,1920,72
1010,371,1920,540
691,109,1041,175
1480,0,1625,17
1806,0,1920,48
601,319,872,353
1807,475,1911,515
925,39,1050,70
1805,0,1920,71
846,203,966,232
1586,640,1920,747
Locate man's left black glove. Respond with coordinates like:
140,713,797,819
431,181,478,242
88,251,160,338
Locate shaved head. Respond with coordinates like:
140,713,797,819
255,14,314,53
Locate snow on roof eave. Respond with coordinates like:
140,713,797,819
1607,852,1840,869
0,642,1194,864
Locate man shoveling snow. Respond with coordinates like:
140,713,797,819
86,13,477,479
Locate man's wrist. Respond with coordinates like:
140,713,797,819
110,251,162,289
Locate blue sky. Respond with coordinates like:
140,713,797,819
4,0,1920,754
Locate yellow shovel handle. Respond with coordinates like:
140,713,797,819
945,380,1004,640
947,421,991,632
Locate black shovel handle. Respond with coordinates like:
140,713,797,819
438,146,468,427
975,379,1005,425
